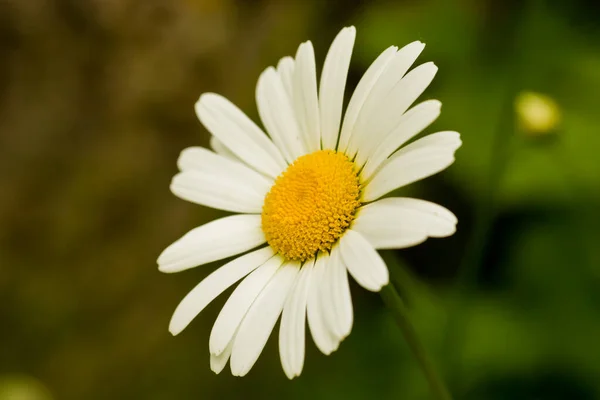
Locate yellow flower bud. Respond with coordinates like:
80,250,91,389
515,91,561,135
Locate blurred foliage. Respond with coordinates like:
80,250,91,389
1,0,599,399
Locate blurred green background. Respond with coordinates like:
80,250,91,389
1,0,600,399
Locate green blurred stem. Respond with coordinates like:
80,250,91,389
381,284,453,400
552,140,594,271
460,89,515,286
380,250,419,306
442,85,516,382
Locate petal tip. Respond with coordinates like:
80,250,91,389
157,263,176,274
230,363,248,377
297,40,313,53
342,26,357,36
259,66,278,82
407,40,426,51
283,369,297,380
157,250,170,267
168,324,182,336
277,56,294,70
424,61,438,70
198,92,220,105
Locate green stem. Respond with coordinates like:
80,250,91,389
552,138,595,272
441,0,540,384
442,83,516,386
381,284,453,400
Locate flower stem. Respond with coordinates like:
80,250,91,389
381,284,453,400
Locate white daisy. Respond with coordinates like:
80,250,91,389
158,26,460,379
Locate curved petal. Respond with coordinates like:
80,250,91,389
210,338,233,374
172,147,272,212
319,26,356,150
209,255,284,356
344,41,426,157
279,262,311,379
256,67,306,163
362,131,461,202
176,146,245,174
354,62,438,166
339,229,389,292
157,215,266,273
317,253,337,339
168,247,275,336
195,93,287,178
230,261,300,377
170,171,265,213
306,254,341,355
209,136,239,162
361,100,441,180
293,41,320,153
338,45,398,152
277,56,295,100
353,197,457,249
323,244,353,338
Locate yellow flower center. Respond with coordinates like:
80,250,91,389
261,150,361,262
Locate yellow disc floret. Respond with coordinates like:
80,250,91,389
261,150,361,262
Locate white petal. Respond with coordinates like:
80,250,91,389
230,261,300,377
344,41,426,157
170,171,265,213
319,26,356,150
157,215,265,273
389,130,461,161
172,148,272,213
338,45,398,152
361,100,441,180
195,93,287,178
353,197,457,249
325,244,353,338
293,41,320,152
317,253,338,339
277,57,295,100
210,338,233,374
354,63,438,166
279,263,311,379
306,254,340,355
209,255,284,356
177,147,271,198
362,131,461,202
256,67,306,163
209,136,239,161
176,146,237,174
339,229,389,292
168,247,275,336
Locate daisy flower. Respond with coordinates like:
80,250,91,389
158,26,460,379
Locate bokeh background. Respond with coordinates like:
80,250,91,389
2,0,600,399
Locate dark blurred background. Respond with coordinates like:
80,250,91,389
1,0,600,399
